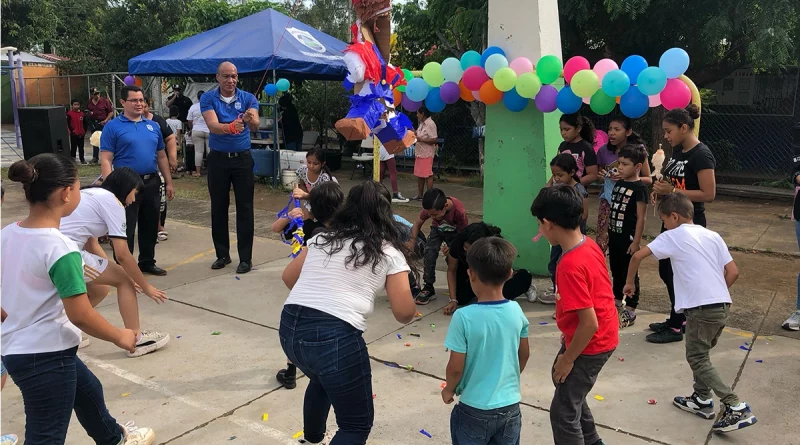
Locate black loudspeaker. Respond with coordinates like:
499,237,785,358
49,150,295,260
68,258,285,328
18,106,71,160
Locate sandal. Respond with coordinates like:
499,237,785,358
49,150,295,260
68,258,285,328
157,231,168,242
192,171,201,177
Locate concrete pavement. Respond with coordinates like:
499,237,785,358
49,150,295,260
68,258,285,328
1,188,798,444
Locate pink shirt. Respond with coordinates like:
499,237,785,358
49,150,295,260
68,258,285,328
415,118,438,158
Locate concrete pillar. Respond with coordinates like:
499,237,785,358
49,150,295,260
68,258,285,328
483,1,563,274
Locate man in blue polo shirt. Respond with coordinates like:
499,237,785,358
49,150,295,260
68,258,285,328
100,85,174,276
201,61,260,274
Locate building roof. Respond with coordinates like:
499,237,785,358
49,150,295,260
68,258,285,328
34,53,68,63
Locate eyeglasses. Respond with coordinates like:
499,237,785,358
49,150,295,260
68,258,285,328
125,99,146,103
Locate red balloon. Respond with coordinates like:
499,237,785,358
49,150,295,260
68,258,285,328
563,56,591,84
463,66,489,91
479,81,503,105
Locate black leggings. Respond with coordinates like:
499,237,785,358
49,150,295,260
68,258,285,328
659,210,707,329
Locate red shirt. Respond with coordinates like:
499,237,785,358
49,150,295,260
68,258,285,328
87,97,113,121
66,110,85,137
419,197,468,233
555,237,619,355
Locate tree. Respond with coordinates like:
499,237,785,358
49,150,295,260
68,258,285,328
169,0,286,43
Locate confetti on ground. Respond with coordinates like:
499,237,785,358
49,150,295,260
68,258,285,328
767,337,773,341
405,365,413,370
229,436,237,440
430,324,436,328
261,413,268,421
744,342,749,345
176,336,182,339
755,359,763,363
648,399,657,405
397,334,402,339
593,395,605,401
419,429,432,438
404,342,412,347
212,331,221,335
538,322,548,325
441,382,447,389
739,345,751,351
235,276,240,280
618,357,624,362
121,393,130,397
384,362,400,368
409,333,421,337
420,344,424,346
292,431,304,439
415,312,423,317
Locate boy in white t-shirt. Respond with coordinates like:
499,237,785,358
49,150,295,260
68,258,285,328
624,193,756,434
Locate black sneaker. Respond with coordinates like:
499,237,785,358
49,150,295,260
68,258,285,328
712,403,757,433
649,321,685,333
392,193,409,203
276,369,297,390
646,328,683,343
673,392,715,419
211,257,232,269
415,287,436,305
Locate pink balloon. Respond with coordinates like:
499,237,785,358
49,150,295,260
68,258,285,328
463,66,489,91
593,58,619,81
583,96,591,105
472,90,481,101
509,57,534,76
648,94,662,107
563,56,590,84
660,78,691,110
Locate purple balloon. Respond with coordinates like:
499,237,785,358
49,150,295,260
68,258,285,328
439,82,461,104
123,75,135,86
534,85,558,112
401,94,423,112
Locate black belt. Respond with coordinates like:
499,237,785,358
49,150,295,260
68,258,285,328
212,149,249,158
140,173,158,180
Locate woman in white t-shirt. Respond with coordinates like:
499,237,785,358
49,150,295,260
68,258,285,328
280,181,417,444
1,154,156,445
60,167,170,358
187,90,209,177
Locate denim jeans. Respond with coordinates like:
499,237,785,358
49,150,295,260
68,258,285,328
423,226,458,287
449,402,521,445
279,305,373,444
2,347,122,445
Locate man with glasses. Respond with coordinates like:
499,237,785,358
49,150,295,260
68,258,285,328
87,87,114,164
201,61,260,274
100,85,174,276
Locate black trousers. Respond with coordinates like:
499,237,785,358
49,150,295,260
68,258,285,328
207,150,254,263
125,174,161,268
455,262,532,305
659,210,707,328
608,232,640,308
185,144,196,172
70,135,85,161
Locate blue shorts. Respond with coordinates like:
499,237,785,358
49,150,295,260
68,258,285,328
1,358,6,377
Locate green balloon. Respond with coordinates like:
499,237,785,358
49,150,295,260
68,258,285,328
398,68,414,92
571,69,600,98
516,72,542,98
423,62,444,87
493,67,517,92
590,90,616,115
536,55,563,85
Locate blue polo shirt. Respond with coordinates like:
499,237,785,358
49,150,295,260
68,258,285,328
200,87,259,153
100,115,164,175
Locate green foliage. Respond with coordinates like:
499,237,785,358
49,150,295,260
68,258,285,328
169,0,286,43
293,80,349,134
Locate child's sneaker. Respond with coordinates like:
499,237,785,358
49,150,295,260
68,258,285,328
414,286,436,305
712,403,757,433
121,421,155,445
126,330,170,358
538,289,557,304
0,434,18,445
621,309,637,328
524,281,537,303
782,310,800,331
276,368,297,389
673,392,715,419
297,431,334,444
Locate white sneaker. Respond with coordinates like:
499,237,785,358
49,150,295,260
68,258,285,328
538,290,557,305
126,330,170,358
525,281,538,303
121,421,155,445
1,434,19,445
79,333,91,349
298,431,334,444
782,310,800,331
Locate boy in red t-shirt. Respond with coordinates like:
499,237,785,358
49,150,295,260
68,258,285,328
66,99,87,164
530,184,619,445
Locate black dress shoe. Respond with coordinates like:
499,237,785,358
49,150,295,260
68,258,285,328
140,265,167,276
236,261,252,274
211,258,232,269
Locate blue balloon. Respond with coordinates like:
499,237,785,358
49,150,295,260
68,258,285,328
264,84,278,96
480,46,506,68
406,78,430,102
425,87,446,113
502,88,529,112
556,86,583,114
460,50,482,70
659,47,690,79
637,67,668,96
276,78,290,92
621,55,648,86
619,88,649,118
601,69,630,97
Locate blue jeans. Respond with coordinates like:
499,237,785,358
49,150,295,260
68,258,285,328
2,347,122,445
279,305,373,444
450,402,521,445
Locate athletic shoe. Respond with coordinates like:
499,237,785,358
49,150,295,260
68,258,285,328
410,195,422,201
276,369,297,390
392,193,409,203
646,328,683,344
415,287,437,305
712,403,757,433
673,392,715,419
121,421,155,445
782,310,800,331
297,431,334,444
524,281,538,303
127,330,170,358
538,290,557,305
615,301,625,327
621,309,637,328
79,333,91,349
1,434,18,445
649,321,685,333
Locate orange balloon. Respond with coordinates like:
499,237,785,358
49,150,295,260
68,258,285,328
615,96,620,104
479,81,503,105
134,76,143,87
459,81,474,102
393,88,402,106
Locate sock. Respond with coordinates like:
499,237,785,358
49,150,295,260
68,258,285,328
730,402,746,410
670,327,681,333
696,396,712,404
286,363,296,376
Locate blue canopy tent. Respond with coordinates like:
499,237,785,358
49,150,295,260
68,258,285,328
128,8,348,80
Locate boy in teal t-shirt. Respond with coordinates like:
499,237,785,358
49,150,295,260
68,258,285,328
442,237,530,445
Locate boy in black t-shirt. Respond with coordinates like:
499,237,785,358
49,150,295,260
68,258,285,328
608,145,649,328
